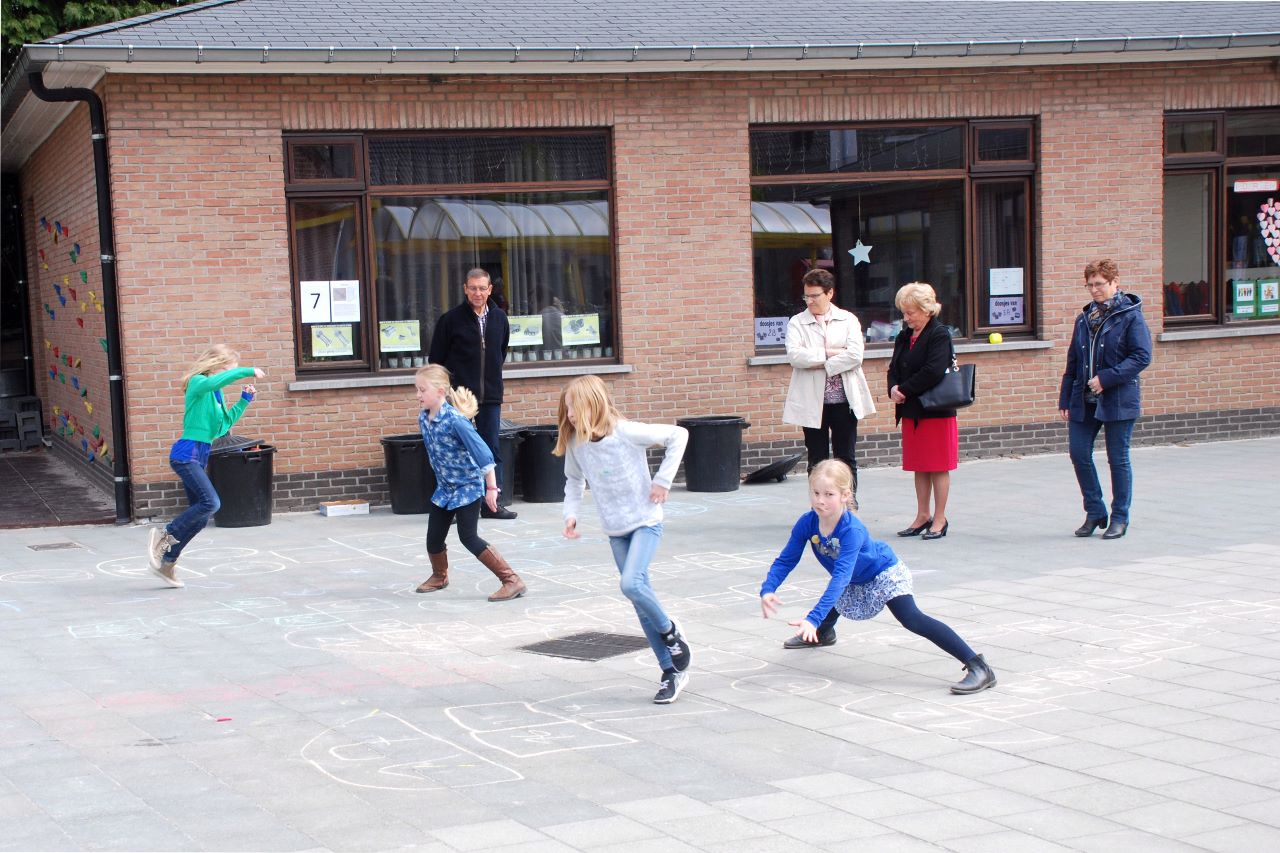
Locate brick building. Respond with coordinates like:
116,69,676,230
1,1,1278,520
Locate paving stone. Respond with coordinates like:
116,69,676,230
2,439,1279,851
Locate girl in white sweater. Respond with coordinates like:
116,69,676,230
554,376,691,704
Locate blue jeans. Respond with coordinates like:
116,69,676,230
1068,412,1135,524
166,459,221,561
608,524,674,671
474,402,505,497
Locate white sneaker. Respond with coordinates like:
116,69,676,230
152,559,184,589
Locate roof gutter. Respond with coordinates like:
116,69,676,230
26,71,133,525
20,31,1280,68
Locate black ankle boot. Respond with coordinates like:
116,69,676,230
1074,516,1107,537
950,654,996,694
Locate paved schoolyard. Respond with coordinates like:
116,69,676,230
2,437,1278,852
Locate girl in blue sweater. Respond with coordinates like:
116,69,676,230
760,459,995,694
148,344,263,588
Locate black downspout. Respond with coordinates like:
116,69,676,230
28,72,132,524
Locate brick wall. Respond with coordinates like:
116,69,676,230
19,102,118,485
23,60,1278,516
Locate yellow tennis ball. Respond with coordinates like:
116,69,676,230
988,332,1003,344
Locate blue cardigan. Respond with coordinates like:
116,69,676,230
760,510,898,627
1058,292,1152,423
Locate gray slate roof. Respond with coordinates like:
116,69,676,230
46,0,1280,48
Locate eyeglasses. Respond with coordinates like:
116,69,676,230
1084,280,1112,289
801,293,828,302
465,285,492,293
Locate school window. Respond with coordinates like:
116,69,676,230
749,120,1036,348
285,131,615,372
1163,109,1280,325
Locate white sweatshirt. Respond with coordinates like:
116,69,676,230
563,420,689,536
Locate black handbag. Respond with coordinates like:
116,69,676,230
918,353,976,412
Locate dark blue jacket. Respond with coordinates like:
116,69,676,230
428,301,509,405
1058,292,1152,422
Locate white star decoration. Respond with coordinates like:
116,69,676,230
848,239,873,265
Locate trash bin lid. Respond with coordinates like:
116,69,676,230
742,453,804,485
381,433,423,446
676,415,749,427
211,434,261,454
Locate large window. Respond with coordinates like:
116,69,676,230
1164,110,1280,325
286,131,614,371
750,121,1035,345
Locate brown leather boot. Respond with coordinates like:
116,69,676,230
416,550,449,593
477,547,526,601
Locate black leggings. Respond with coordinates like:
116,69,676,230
815,594,975,663
426,500,488,557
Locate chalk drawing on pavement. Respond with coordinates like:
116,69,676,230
302,709,521,790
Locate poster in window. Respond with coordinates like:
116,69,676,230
561,314,601,346
988,296,1024,325
1258,279,1279,316
300,280,332,323
508,315,544,346
989,268,1025,296
311,324,354,357
329,280,361,322
1232,280,1257,317
755,317,788,346
378,320,421,352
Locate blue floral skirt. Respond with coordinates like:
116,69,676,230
835,561,913,620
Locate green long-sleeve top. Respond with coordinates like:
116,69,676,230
180,367,256,443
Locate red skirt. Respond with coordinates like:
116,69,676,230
902,416,958,472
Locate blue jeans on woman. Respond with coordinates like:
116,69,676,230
1068,411,1135,524
166,459,221,561
609,523,674,671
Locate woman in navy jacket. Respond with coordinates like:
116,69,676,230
1058,259,1152,540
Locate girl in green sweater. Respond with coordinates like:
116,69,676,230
148,345,264,587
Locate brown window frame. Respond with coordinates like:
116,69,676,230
285,135,364,191
749,118,1037,343
284,129,617,375
1163,109,1280,327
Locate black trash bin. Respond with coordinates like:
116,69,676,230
208,436,276,527
498,420,525,507
676,415,751,492
519,424,566,503
381,433,436,514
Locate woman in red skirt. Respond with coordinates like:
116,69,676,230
887,283,958,541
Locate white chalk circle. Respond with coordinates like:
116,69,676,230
204,560,287,576
2,567,95,584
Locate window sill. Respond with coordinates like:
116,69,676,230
1158,323,1280,342
287,362,633,392
747,338,1053,367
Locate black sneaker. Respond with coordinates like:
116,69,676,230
653,669,688,704
662,618,691,672
481,506,518,520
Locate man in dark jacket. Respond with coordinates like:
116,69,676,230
429,268,517,519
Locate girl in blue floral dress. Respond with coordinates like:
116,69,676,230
759,459,995,694
413,365,526,602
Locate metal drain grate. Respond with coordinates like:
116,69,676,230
519,631,652,662
28,542,83,551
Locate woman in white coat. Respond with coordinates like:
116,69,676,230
783,268,877,507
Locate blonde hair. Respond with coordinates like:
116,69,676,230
414,364,479,419
895,282,942,318
552,375,619,456
181,344,239,392
809,459,857,509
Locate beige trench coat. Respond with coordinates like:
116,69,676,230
782,305,877,429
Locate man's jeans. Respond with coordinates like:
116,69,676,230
608,524,675,671
1068,412,1135,524
474,402,505,498
166,459,221,561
